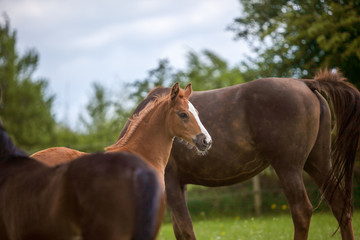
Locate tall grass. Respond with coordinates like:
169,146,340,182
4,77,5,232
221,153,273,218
159,211,359,240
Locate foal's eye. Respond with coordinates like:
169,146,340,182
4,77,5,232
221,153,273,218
178,112,189,120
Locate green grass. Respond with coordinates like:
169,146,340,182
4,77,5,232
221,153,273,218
159,211,360,240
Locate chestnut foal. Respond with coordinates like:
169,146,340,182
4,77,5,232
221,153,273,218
31,83,212,232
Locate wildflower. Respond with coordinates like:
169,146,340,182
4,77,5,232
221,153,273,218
271,203,277,209
281,204,287,210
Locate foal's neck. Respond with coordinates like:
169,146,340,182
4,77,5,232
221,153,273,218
109,101,173,174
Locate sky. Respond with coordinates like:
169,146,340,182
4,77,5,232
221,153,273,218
1,0,251,128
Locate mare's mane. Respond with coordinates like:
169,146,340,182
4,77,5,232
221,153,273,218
0,125,27,161
106,93,169,151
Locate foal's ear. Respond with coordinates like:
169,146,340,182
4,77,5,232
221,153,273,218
170,82,180,101
183,83,192,98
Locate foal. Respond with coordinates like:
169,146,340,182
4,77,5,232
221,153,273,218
0,122,162,240
32,83,211,182
31,83,212,227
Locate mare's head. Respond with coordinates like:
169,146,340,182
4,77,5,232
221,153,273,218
166,83,212,153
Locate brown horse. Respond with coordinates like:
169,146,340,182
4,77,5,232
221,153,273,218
118,69,360,240
31,83,212,228
0,121,162,240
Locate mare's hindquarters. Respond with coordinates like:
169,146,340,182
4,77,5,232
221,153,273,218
244,78,321,239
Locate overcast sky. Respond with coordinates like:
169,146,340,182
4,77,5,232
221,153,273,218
2,0,251,128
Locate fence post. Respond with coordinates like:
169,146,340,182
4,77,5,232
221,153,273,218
253,175,262,216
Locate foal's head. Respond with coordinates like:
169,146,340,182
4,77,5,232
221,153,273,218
166,83,212,153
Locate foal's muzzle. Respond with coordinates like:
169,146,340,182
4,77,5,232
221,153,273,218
193,133,212,152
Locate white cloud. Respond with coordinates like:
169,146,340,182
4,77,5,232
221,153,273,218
2,0,248,127
69,0,232,50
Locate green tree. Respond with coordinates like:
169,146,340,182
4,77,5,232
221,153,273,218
174,50,246,90
130,59,175,104
130,50,246,100
0,16,56,151
229,0,360,86
79,82,130,152
80,83,111,134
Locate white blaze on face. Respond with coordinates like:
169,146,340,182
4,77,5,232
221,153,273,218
188,101,212,143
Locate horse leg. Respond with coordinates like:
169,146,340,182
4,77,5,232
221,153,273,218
165,160,196,240
274,167,313,240
0,225,9,240
304,134,354,237
305,156,354,239
304,92,354,240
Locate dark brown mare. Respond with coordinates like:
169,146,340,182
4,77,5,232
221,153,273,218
0,121,162,240
31,83,212,232
119,70,360,240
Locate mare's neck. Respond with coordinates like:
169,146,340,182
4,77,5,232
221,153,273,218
110,102,173,174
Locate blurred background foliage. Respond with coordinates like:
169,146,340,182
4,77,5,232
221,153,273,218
0,0,359,216
228,0,360,87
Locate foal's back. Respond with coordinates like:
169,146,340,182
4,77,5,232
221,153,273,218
32,147,87,166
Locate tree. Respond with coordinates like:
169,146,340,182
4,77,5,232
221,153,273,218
80,83,111,134
229,0,360,86
174,50,246,90
130,50,246,100
79,82,130,152
0,16,56,151
130,59,175,104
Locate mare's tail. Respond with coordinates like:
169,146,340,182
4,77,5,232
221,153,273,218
132,168,162,240
304,69,360,225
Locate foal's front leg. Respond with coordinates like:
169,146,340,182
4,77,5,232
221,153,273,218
165,162,196,240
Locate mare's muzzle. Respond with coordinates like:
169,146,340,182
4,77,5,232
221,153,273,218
193,133,212,152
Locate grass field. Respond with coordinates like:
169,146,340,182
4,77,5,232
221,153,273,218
159,211,360,240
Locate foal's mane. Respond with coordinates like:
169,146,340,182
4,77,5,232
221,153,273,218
106,94,169,151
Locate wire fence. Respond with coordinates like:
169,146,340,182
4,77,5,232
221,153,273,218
163,172,360,222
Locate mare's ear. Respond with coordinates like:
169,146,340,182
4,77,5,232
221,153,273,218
170,82,180,101
183,83,192,98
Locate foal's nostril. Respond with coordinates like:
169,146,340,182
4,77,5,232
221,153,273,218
193,133,211,151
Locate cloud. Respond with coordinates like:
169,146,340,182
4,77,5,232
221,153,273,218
2,0,247,127
67,0,236,49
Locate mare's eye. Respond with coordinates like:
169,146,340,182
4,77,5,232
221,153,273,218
178,112,189,120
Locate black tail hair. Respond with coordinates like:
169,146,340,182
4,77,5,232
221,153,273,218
304,69,360,227
132,168,161,240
